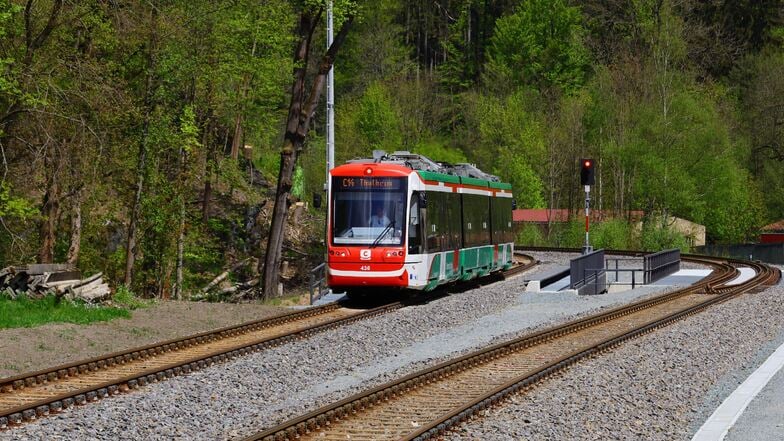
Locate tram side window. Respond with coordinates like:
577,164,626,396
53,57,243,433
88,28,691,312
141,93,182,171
461,194,471,247
491,197,512,244
479,195,491,245
490,197,498,244
446,193,461,249
503,198,513,243
425,191,446,252
463,194,490,247
409,192,422,254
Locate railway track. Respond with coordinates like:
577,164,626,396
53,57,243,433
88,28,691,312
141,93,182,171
245,253,780,441
0,253,538,430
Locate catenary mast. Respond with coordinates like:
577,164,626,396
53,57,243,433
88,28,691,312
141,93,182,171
325,1,335,189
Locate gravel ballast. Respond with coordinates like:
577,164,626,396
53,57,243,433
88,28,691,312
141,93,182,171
0,301,287,377
451,268,784,441
0,252,729,440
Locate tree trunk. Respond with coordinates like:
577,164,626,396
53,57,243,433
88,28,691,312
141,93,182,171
202,171,212,223
230,113,243,160
66,190,82,265
260,11,353,299
124,8,158,286
175,148,186,300
261,143,298,299
229,36,256,162
38,178,59,264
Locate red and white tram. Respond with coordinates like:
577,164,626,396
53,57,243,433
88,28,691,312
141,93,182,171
326,151,515,298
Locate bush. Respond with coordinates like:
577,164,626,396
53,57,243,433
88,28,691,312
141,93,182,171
516,224,546,246
591,219,633,250
553,220,585,247
517,219,637,250
640,222,690,252
113,285,151,310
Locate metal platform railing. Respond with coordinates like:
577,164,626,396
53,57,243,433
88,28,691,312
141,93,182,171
644,249,680,284
570,249,607,295
309,263,330,305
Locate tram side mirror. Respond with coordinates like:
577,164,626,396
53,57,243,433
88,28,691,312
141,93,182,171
418,192,427,208
313,192,322,209
512,199,517,210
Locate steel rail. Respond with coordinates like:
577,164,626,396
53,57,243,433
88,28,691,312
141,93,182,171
0,302,401,428
0,256,539,429
245,254,778,441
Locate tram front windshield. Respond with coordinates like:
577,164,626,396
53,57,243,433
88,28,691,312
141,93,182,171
331,176,406,246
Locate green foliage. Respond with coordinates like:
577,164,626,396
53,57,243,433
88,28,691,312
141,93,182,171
501,154,546,209
182,224,224,290
0,295,130,329
736,50,784,223
179,105,201,154
591,219,633,250
517,219,636,250
0,183,37,219
257,149,282,180
556,220,588,248
1,0,783,298
113,285,152,310
487,0,589,92
463,91,547,207
355,83,402,150
410,138,467,164
640,221,690,252
292,166,305,199
0,1,22,105
516,224,546,246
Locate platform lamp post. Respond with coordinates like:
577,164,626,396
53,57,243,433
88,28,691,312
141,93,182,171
580,158,596,254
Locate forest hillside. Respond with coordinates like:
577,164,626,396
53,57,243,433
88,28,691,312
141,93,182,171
1,0,782,297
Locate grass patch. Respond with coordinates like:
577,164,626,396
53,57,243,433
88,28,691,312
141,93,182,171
262,290,309,307
0,295,130,329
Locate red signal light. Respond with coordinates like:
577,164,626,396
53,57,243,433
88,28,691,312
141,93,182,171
580,158,595,186
365,167,373,175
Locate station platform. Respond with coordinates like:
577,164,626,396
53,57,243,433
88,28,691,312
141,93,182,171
692,274,784,441
693,338,784,441
529,268,713,294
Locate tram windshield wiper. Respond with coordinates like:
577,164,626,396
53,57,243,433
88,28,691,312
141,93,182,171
371,220,396,248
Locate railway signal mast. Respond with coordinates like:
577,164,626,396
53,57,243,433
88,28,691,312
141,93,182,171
580,158,596,254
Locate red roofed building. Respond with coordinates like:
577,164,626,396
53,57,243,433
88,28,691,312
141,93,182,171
760,220,784,244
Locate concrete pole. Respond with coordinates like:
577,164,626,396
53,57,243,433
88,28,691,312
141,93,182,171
325,1,335,190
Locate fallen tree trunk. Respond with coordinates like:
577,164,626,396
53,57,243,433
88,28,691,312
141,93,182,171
201,258,250,293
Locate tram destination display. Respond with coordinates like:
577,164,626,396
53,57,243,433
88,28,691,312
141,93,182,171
332,176,404,191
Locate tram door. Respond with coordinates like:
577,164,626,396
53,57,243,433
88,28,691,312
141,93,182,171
408,192,423,255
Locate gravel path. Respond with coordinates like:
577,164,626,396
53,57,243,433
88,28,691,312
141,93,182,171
0,252,711,440
451,268,784,441
0,301,287,377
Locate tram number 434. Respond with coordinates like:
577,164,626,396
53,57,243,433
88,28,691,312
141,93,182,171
360,265,371,271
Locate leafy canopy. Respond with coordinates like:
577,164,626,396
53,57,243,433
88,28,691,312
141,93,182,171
487,0,589,93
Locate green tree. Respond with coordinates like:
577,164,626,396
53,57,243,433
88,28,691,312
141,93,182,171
355,83,403,150
486,0,589,93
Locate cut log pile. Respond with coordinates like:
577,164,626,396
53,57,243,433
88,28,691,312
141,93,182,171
0,264,111,303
